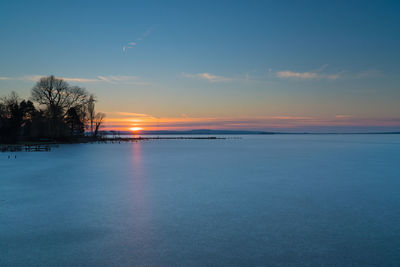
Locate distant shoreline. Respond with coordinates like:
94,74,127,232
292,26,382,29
103,130,400,135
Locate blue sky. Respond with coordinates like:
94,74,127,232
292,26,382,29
1,0,399,132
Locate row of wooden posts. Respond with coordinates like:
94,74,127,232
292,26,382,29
0,144,51,152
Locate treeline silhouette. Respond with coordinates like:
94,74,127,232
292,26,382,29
0,75,105,144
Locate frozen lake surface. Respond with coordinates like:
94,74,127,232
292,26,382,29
1,135,400,266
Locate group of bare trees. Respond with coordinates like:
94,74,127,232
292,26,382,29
0,75,105,143
87,95,105,138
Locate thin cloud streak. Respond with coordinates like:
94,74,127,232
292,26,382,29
276,70,340,80
114,112,156,118
103,112,400,131
335,115,354,119
182,72,231,82
0,75,148,85
122,27,153,53
275,66,383,81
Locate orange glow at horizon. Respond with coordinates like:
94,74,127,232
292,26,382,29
129,127,143,132
102,112,400,132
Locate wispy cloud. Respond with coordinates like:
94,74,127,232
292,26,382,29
95,75,146,84
276,67,340,80
122,27,152,53
0,75,43,82
276,70,320,79
136,28,152,41
182,72,231,82
335,115,354,119
64,75,148,85
275,66,384,81
63,77,100,83
114,112,155,118
0,75,148,85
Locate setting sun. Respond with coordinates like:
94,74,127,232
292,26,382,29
129,127,143,132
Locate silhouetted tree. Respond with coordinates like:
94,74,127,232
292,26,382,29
86,94,105,137
0,92,37,143
31,75,89,138
94,112,105,137
0,92,20,143
19,100,36,138
87,94,96,134
0,76,105,143
65,107,85,136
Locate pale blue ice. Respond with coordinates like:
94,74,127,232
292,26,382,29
1,135,400,266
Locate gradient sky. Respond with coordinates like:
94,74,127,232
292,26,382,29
1,0,399,132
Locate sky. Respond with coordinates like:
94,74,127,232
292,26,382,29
0,0,399,132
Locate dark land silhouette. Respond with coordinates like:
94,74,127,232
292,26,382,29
0,75,105,144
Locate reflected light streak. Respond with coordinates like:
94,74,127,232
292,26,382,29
130,141,154,259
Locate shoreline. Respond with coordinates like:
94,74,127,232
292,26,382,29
1,132,399,152
0,136,225,152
